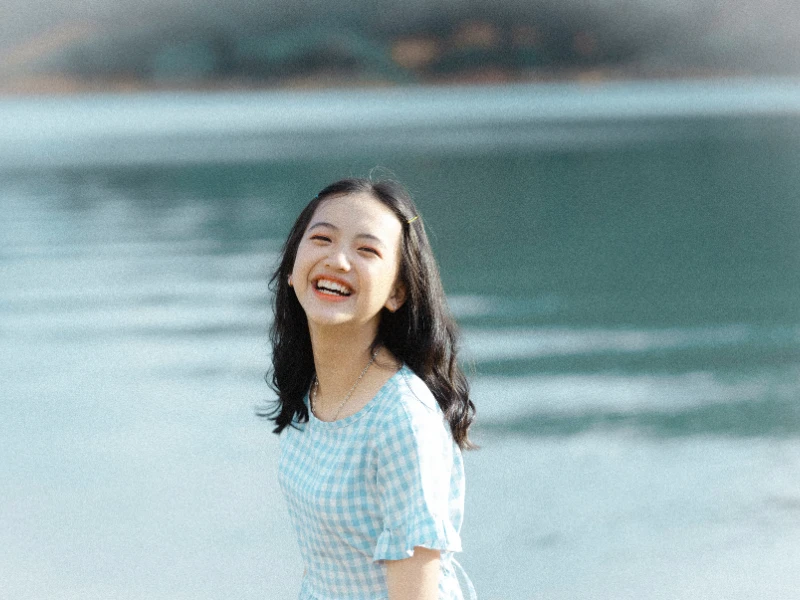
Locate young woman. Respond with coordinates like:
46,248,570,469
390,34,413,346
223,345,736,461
268,177,477,600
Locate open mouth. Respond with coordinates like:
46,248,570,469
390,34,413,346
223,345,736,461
314,277,353,297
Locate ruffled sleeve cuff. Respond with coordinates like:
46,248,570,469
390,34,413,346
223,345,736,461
373,517,462,561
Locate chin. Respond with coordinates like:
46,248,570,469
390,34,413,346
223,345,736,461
306,310,356,327
306,310,381,332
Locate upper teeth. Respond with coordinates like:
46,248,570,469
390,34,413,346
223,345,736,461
317,279,351,295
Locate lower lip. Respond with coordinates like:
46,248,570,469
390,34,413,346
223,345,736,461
312,286,352,302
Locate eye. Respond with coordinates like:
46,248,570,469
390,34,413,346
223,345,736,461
310,234,331,243
359,246,381,257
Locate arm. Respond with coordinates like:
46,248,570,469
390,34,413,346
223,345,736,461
386,546,441,600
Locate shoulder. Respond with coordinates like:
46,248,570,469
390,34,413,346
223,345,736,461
379,366,441,421
373,366,453,451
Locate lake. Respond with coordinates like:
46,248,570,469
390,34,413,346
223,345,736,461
1,79,799,599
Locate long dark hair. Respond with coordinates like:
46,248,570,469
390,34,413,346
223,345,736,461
266,177,476,450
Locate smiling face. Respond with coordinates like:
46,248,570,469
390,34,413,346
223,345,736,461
290,191,406,335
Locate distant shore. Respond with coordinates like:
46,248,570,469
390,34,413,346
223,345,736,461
0,66,759,98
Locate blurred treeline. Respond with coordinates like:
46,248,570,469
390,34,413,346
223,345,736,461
2,0,798,93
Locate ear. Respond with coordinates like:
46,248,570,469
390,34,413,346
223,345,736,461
384,281,407,313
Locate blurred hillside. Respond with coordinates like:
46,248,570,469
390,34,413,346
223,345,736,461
2,0,799,94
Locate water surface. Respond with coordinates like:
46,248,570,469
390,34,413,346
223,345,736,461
2,80,799,599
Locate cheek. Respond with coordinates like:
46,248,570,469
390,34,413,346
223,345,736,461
291,244,315,276
374,265,401,297
289,263,310,294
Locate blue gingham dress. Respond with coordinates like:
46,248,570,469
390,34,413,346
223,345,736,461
279,365,474,600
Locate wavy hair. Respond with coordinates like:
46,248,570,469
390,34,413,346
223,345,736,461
265,177,475,450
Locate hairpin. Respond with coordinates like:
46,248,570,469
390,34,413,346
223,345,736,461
407,215,419,224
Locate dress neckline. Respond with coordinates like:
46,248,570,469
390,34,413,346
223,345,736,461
306,365,407,430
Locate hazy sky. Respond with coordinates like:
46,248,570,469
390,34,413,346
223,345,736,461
3,0,799,73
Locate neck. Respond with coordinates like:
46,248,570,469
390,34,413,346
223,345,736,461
309,323,379,407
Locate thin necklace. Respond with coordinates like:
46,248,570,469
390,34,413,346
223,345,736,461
311,348,378,421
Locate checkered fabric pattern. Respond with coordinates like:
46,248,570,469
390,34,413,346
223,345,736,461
279,365,472,600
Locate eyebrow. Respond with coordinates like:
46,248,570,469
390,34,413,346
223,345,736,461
307,221,387,247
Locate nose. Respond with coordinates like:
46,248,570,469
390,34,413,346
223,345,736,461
325,247,351,271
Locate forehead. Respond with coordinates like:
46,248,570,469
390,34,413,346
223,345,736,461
310,192,403,237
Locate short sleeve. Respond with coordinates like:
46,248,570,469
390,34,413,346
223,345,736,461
372,402,463,561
